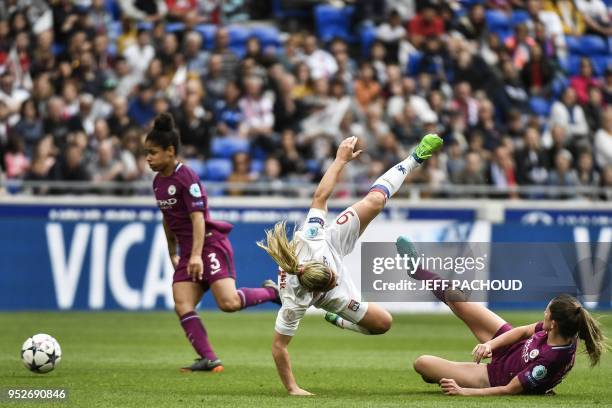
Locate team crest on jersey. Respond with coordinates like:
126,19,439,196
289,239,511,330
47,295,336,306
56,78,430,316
189,183,202,197
347,300,360,312
529,349,540,360
168,185,176,195
532,365,547,380
305,226,318,238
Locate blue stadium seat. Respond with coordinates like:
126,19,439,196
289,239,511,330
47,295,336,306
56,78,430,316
314,5,356,43
560,55,583,76
250,26,281,48
105,0,121,21
529,97,552,117
551,76,569,98
406,52,423,76
195,24,217,50
165,22,185,33
107,21,122,40
360,25,377,58
491,27,513,42
565,36,581,54
592,56,612,76
485,10,511,31
228,25,250,46
186,159,206,179
577,35,607,56
272,0,310,19
211,137,250,159
511,10,530,26
204,159,233,181
250,159,264,173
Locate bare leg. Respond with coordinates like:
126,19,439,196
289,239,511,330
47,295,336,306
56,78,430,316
356,302,393,334
446,301,508,343
413,355,490,388
210,278,243,312
173,281,205,316
352,191,387,236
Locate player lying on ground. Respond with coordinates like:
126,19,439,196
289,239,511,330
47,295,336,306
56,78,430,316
145,113,280,372
257,134,443,395
396,237,607,396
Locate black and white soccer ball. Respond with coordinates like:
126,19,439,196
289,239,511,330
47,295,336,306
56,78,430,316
21,334,62,373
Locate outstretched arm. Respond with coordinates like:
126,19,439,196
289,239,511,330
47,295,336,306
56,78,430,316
272,332,313,396
441,376,523,396
311,136,362,212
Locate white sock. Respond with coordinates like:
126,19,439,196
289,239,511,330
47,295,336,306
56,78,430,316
370,153,421,199
333,316,372,335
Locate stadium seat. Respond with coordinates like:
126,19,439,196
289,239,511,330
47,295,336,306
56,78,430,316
314,5,356,43
211,137,250,159
560,55,583,76
107,21,122,40
195,24,217,50
250,159,264,173
105,0,121,21
406,52,423,76
272,0,310,19
551,76,569,98
510,10,530,26
592,56,612,76
565,36,581,54
250,26,281,48
165,22,185,33
204,159,233,181
490,27,513,42
186,159,206,179
529,97,552,117
577,35,607,56
228,25,250,46
306,159,321,174
360,25,377,58
485,10,511,31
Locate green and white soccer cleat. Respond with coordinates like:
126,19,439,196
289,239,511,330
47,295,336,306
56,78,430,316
324,312,340,326
412,133,443,162
396,236,418,259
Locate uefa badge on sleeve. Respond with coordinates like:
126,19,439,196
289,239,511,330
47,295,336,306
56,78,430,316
189,183,202,198
532,365,547,380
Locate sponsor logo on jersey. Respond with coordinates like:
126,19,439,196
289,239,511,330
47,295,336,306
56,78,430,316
529,349,540,360
168,185,176,195
308,217,324,227
189,183,202,197
279,269,286,289
157,198,177,209
347,299,360,312
532,365,547,380
192,201,204,208
522,337,534,362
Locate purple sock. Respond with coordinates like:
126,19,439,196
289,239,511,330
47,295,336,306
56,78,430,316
410,267,447,304
179,311,217,360
236,287,277,309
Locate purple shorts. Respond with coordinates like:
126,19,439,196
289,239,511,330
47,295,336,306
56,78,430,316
173,237,236,290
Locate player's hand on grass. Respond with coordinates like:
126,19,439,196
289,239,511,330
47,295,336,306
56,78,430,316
288,387,314,396
472,342,492,363
171,255,180,269
187,255,203,281
336,136,362,164
440,378,464,396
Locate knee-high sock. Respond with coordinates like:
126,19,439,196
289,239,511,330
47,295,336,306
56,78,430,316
180,311,217,360
369,153,421,199
409,267,448,304
330,315,372,335
236,287,277,309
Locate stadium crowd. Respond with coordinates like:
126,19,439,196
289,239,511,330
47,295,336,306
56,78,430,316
0,0,611,199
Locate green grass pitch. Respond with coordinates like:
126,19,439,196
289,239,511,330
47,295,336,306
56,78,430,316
0,311,610,407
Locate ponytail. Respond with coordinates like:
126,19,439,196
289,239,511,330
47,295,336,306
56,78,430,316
257,221,334,292
577,307,606,367
549,294,608,367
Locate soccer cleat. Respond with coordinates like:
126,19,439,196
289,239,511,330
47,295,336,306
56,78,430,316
324,312,340,326
396,236,418,261
180,358,224,373
412,133,443,162
262,279,282,305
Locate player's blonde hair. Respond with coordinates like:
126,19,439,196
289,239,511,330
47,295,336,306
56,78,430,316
257,221,335,292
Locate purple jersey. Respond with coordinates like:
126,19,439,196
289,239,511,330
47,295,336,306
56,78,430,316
153,163,232,259
487,322,577,394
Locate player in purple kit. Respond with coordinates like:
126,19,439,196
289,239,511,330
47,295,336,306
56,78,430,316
397,237,606,396
145,113,280,372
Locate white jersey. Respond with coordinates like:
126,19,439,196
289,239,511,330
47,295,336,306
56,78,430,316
275,207,368,336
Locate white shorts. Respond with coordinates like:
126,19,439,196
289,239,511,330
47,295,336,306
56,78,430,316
318,206,368,323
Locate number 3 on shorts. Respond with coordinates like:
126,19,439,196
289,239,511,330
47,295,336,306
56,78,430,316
208,252,221,275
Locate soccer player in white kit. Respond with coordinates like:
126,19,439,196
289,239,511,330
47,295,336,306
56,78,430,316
258,134,443,395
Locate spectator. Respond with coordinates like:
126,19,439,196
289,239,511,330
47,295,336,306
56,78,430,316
127,82,156,126
119,128,142,182
604,66,612,106
259,156,285,196
514,127,549,185
584,86,603,132
451,82,479,127
594,107,612,168
549,87,589,144
574,0,612,37
454,3,487,41
12,98,43,156
453,151,487,196
239,75,275,152
520,43,554,96
214,81,244,138
302,35,337,80
525,0,566,58
544,0,585,36
600,165,612,200
376,9,406,63
548,148,579,198
489,146,518,198
213,27,240,81
88,139,124,183
570,58,601,106
576,150,600,197
3,134,30,179
408,4,445,48
277,128,307,178
25,136,56,194
0,71,29,115
353,62,381,110
505,23,536,70
174,92,211,158
547,124,570,161
48,143,90,185
123,28,155,79
184,30,208,75
118,0,167,22
227,152,254,196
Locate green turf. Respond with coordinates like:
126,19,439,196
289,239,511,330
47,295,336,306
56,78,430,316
0,311,610,407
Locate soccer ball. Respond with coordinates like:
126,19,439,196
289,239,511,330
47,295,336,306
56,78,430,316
21,334,62,373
